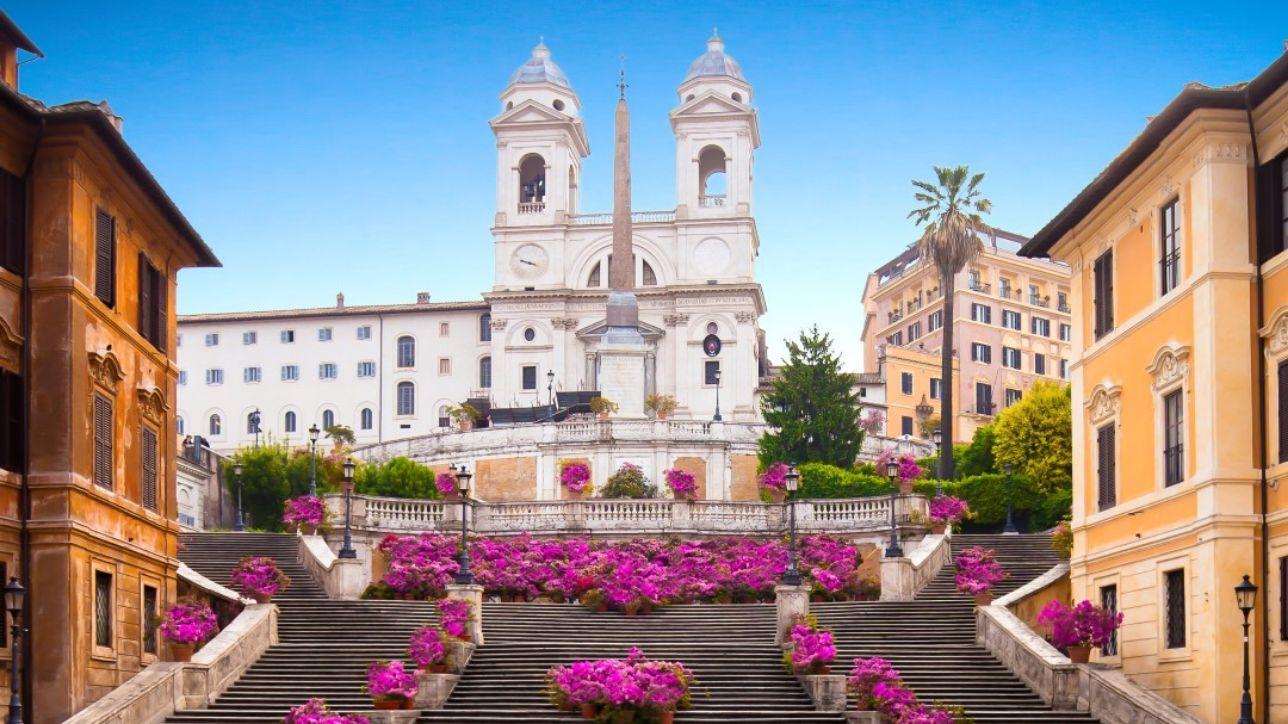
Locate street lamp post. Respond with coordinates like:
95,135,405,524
308,424,321,496
250,409,261,449
5,577,24,724
338,458,357,559
233,462,245,532
884,457,903,557
932,429,943,497
1236,574,1257,724
713,368,723,422
780,465,802,586
1003,462,1018,534
454,465,474,585
547,370,556,409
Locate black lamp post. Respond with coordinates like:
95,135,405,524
932,429,943,496
5,577,24,724
780,465,802,586
338,457,357,559
885,456,903,557
713,368,723,422
547,370,556,408
307,424,321,496
1003,462,1018,534
1236,574,1257,724
454,465,474,585
233,462,245,532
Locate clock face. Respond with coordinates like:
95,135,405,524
510,244,549,279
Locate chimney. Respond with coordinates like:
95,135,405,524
336,292,345,308
416,292,431,304
0,12,44,90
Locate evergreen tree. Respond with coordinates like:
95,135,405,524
759,326,862,468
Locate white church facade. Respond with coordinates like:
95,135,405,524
176,34,771,457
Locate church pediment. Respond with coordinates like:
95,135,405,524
671,91,751,118
575,318,666,342
492,99,575,125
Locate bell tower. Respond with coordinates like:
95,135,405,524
670,31,759,219
491,41,590,227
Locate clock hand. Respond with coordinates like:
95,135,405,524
520,259,536,266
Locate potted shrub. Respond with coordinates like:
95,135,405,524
758,462,789,504
365,660,417,710
560,461,592,499
408,625,449,674
439,598,474,641
1051,520,1073,558
1037,599,1123,664
590,396,618,420
159,600,218,662
846,656,901,711
230,556,290,603
283,698,370,723
282,494,326,535
664,468,697,501
644,393,677,420
599,463,655,499
927,495,969,534
448,402,482,432
954,546,1007,605
783,616,837,675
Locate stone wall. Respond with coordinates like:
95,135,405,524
476,457,537,501
730,454,760,500
672,456,708,499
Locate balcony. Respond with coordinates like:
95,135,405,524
1030,295,1051,308
518,201,546,214
969,281,992,294
888,309,904,324
569,210,677,225
699,194,727,208
1057,302,1071,313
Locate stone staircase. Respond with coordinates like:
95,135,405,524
179,531,328,601
814,533,1095,723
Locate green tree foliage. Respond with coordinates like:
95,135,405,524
325,424,356,446
992,382,1072,492
354,456,440,499
599,464,656,499
954,425,997,479
759,326,862,468
223,444,341,531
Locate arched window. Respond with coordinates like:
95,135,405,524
397,382,415,416
208,414,222,436
698,145,727,206
479,313,492,342
397,335,415,368
587,261,602,288
642,260,657,286
246,412,260,434
360,408,373,430
519,154,546,205
322,409,335,429
568,167,577,212
479,356,492,388
438,405,451,428
177,416,185,435
284,411,297,433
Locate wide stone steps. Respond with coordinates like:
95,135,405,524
180,531,328,600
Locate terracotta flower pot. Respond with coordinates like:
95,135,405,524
611,711,635,724
580,703,598,719
1067,644,1091,664
373,697,410,710
169,642,194,663
658,711,675,724
931,523,946,534
973,592,993,606
300,523,316,536
770,489,786,504
252,592,272,604
427,662,448,674
899,480,913,494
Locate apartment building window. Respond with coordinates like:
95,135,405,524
94,569,114,649
284,411,297,433
968,269,981,290
928,310,942,332
1097,424,1116,510
971,343,991,364
1100,585,1118,656
1001,310,1020,330
357,325,372,340
439,322,450,337
281,365,299,382
204,333,219,347
479,356,492,388
397,336,415,368
480,314,492,342
974,383,993,416
522,365,538,390
901,416,913,436
438,358,451,375
243,331,257,345
1057,291,1069,312
176,416,184,435
361,408,373,431
94,209,116,307
1163,389,1184,486
900,372,913,395
1032,317,1050,337
930,378,942,400
137,254,167,351
357,361,376,378
1060,323,1072,342
1160,199,1181,295
281,329,295,343
243,366,261,383
1002,346,1022,370
209,414,222,436
179,371,187,386
318,327,332,342
319,363,338,380
907,321,921,341
999,278,1012,299
704,361,721,386
205,369,223,385
1280,360,1288,463
1093,250,1114,339
142,584,159,656
886,331,903,346
970,303,991,324
141,425,158,511
1028,284,1042,305
1060,359,1069,379
1164,569,1186,649
1005,388,1022,407
1034,354,1046,375
322,410,335,429
94,393,113,491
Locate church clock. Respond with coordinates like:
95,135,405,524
510,244,549,279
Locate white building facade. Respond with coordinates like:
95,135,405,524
177,35,770,454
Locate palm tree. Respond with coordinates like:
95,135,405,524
908,166,994,480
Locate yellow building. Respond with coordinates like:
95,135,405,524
861,231,1072,444
1020,47,1288,723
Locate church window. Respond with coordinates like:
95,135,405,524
524,327,536,342
519,154,546,206
479,356,492,388
704,360,721,385
553,99,565,111
522,366,538,390
698,146,727,206
642,260,657,286
732,92,743,102
706,322,719,335
587,261,602,288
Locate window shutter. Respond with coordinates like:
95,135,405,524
155,268,168,353
94,210,115,307
1104,251,1114,333
1279,361,1288,464
93,393,113,490
1097,425,1116,509
1,169,25,274
137,252,152,344
141,426,158,511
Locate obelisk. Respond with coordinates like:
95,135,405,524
598,66,648,417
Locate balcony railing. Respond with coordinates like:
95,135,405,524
699,194,727,208
969,281,992,293
1030,295,1051,308
518,201,546,214
1057,303,1071,313
569,210,677,225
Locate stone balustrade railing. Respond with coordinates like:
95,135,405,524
326,493,927,537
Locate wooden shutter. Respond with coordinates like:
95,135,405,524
155,268,168,353
1279,361,1288,464
1,169,24,274
1104,251,1114,332
137,252,153,344
141,426,158,511
94,210,115,307
93,393,113,490
1098,424,1116,510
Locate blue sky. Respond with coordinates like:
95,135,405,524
10,1,1288,368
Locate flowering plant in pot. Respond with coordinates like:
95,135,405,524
438,598,473,641
448,403,482,432
560,461,592,498
1036,599,1123,663
283,698,370,724
954,546,1006,604
664,468,697,501
230,556,290,603
644,393,677,420
758,462,789,503
159,600,218,662
545,647,694,723
846,657,902,711
1051,520,1073,557
364,660,417,710
876,450,924,493
408,625,449,674
847,657,956,721
782,615,836,675
435,471,458,500
590,396,618,420
927,495,969,533
282,494,326,534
